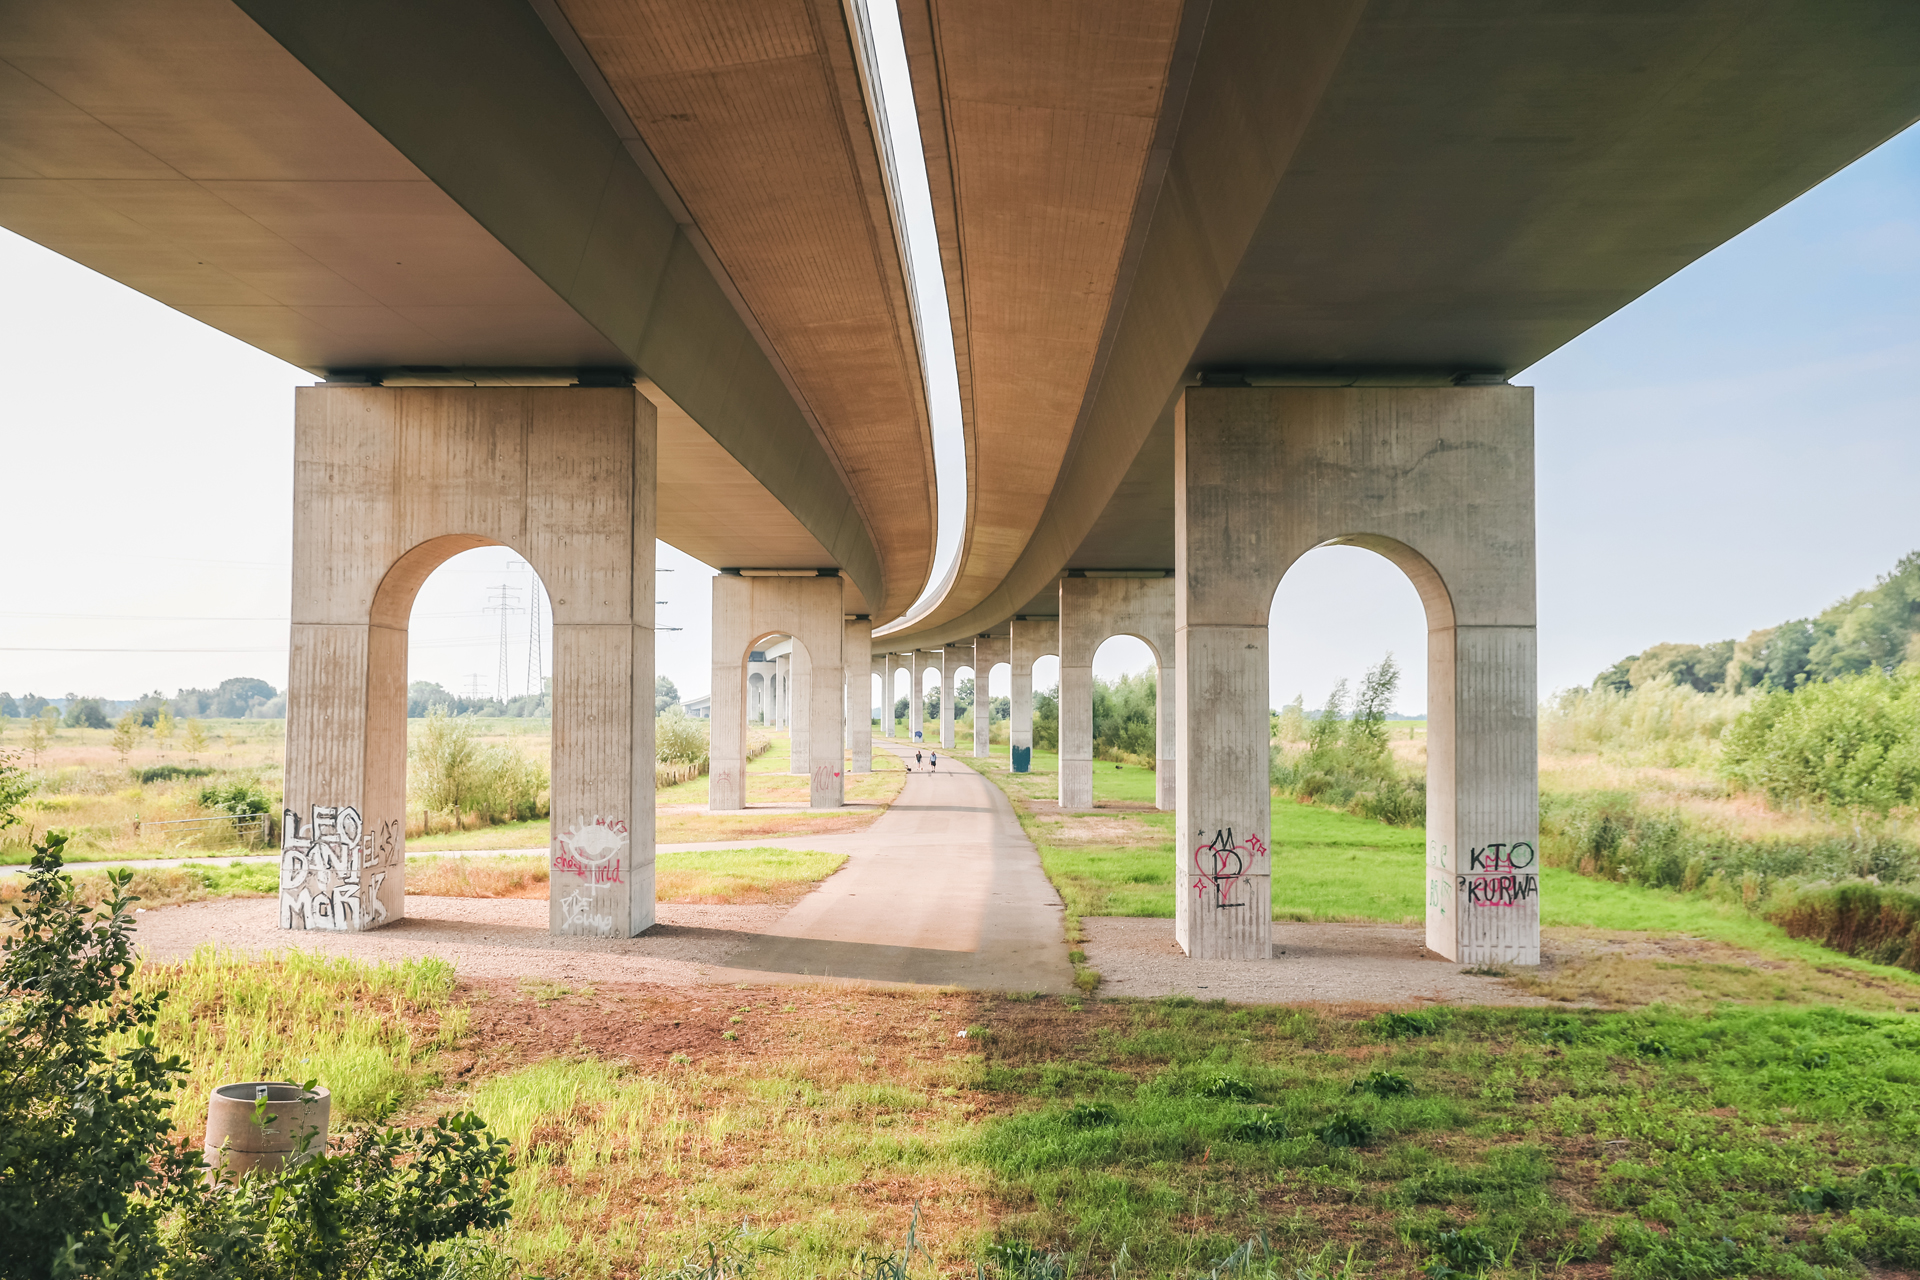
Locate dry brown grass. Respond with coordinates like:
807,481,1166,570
406,849,846,907
407,855,550,899
0,861,274,914
1520,926,1920,1010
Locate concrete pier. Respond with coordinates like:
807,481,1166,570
286,385,656,938
1057,574,1175,812
908,650,929,743
1175,386,1538,964
1008,616,1054,773
973,633,1008,758
710,574,846,811
847,619,873,773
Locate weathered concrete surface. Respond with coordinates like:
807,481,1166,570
1057,575,1175,812
846,619,874,773
1175,386,1537,965
714,747,1074,993
709,575,845,811
287,385,655,938
972,633,1008,758
941,640,969,751
1008,615,1055,774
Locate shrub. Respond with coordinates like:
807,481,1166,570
199,779,271,818
1720,669,1920,813
1317,1110,1374,1147
1767,882,1920,971
0,834,518,1279
409,710,548,824
1271,655,1426,826
656,709,710,767
140,765,215,784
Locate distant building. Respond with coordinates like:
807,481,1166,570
682,694,711,719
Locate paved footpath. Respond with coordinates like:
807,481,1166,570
707,746,1074,992
116,744,1076,995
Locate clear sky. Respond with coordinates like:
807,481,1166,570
1,116,1913,715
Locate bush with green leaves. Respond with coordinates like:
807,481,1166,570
1271,655,1425,826
0,833,518,1280
655,709,710,768
0,749,35,833
409,709,549,824
198,778,271,819
1720,667,1920,813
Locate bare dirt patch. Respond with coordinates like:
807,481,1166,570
1082,918,1550,1006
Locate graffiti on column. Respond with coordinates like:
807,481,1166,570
551,816,627,936
1426,841,1449,915
1190,827,1267,909
810,764,842,790
1455,842,1538,907
281,804,390,931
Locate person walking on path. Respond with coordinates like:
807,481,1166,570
914,749,923,771
929,751,938,773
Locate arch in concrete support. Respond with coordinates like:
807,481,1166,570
1058,576,1177,814
1174,384,1536,965
285,384,655,941
709,574,845,811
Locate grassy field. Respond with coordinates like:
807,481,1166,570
2,723,907,862
105,943,1920,1278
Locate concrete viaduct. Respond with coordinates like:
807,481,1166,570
6,1,1916,962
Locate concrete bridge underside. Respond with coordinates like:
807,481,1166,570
3,0,1917,963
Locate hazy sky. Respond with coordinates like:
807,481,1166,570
1,109,1912,715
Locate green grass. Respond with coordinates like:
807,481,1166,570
120,947,461,1140
962,998,1920,1277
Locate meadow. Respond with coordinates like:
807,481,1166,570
111,932,1920,1278
0,722,905,863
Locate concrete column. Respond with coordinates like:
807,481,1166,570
846,618,873,773
1008,616,1053,773
973,633,1007,759
1058,575,1175,812
907,649,927,743
940,645,960,750
710,574,845,811
287,386,654,938
771,652,788,728
788,645,811,774
1175,385,1537,964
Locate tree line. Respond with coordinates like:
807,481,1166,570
1594,550,1920,695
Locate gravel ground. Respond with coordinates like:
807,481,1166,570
133,895,789,985
1083,917,1548,1006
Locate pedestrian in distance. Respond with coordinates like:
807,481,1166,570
929,751,938,772
915,749,923,770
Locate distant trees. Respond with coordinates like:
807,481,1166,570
18,694,51,722
0,693,16,719
1032,685,1059,750
1595,550,1920,695
61,696,110,730
169,676,278,719
1090,670,1156,762
655,675,681,716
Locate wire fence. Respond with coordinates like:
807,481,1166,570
134,812,271,845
